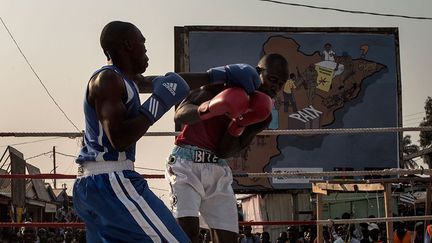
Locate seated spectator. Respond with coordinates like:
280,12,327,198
413,222,424,243
64,228,74,243
358,222,369,243
75,229,86,243
313,229,332,243
38,228,48,243
240,225,260,243
21,225,37,243
276,231,288,243
260,231,271,243
393,221,411,243
334,225,360,243
54,231,64,243
323,229,332,243
287,226,302,243
368,223,382,243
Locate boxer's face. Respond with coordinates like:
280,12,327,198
128,28,149,74
257,63,288,98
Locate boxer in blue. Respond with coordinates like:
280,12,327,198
73,21,191,243
73,21,261,243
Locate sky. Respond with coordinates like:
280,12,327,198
1,0,431,204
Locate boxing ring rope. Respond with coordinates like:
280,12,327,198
3,215,432,228
1,127,431,232
240,215,432,226
233,168,432,178
0,168,431,180
0,173,165,179
1,126,432,138
0,222,86,228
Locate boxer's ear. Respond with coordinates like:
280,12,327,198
124,39,133,50
256,66,265,74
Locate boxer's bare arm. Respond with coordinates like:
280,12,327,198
216,116,271,158
174,83,225,125
88,70,152,151
133,75,154,93
134,73,210,93
179,72,211,90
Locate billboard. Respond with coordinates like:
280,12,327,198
174,26,401,192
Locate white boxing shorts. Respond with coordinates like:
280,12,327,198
165,145,239,233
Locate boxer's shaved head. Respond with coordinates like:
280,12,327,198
257,53,288,79
100,21,140,60
257,53,289,98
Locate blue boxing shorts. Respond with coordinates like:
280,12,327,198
73,160,189,243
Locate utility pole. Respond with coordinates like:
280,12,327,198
53,146,56,189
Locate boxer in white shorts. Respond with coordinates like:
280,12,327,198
166,54,289,243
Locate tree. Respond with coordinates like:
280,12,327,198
419,97,432,147
401,135,420,169
419,96,432,167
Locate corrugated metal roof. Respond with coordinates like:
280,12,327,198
0,179,35,198
0,167,53,203
52,189,66,199
0,169,8,189
27,163,51,201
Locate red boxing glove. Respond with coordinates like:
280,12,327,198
228,91,273,137
198,87,249,120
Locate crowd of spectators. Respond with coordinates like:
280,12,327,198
0,206,85,243
0,227,86,243
216,211,428,243
1,210,429,242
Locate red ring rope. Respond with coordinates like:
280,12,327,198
0,173,164,179
0,222,85,228
239,220,317,226
0,221,317,228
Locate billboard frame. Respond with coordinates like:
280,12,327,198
174,26,402,192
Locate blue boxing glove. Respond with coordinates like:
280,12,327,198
207,63,261,94
139,72,190,124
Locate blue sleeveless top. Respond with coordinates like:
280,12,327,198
76,65,141,164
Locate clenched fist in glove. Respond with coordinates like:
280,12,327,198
139,72,190,124
227,91,273,137
207,63,261,94
198,87,249,120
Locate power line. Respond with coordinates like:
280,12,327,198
0,16,80,132
403,116,424,122
404,121,423,126
135,166,165,172
55,151,76,159
404,111,425,118
259,0,432,20
149,187,168,192
25,151,52,161
0,137,62,148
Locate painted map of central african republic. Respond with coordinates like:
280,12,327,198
228,36,386,189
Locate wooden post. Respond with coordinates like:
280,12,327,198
293,193,299,221
425,185,432,229
384,183,394,243
316,193,323,243
53,146,56,189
